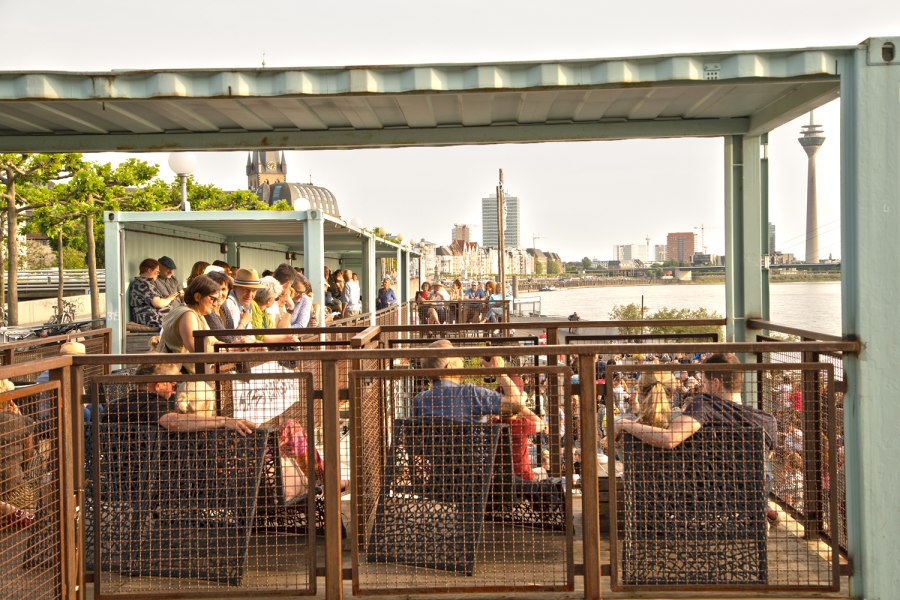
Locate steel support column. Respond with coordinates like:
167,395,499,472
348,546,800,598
103,215,125,355
362,235,376,323
724,135,765,342
840,37,900,600
399,249,410,303
303,210,325,327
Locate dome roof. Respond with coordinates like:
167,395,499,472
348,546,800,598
257,182,340,217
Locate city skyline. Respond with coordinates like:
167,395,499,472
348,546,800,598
3,1,893,261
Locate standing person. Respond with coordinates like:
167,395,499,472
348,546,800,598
290,274,314,328
376,277,397,310
153,256,182,309
130,258,181,329
186,261,210,287
341,269,362,317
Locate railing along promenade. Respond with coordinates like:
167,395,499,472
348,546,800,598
0,315,859,599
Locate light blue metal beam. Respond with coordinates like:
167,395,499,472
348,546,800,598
839,37,900,600
103,215,125,355
0,118,752,153
362,235,376,324
304,211,326,327
723,135,765,343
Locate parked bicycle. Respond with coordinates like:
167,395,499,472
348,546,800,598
45,299,78,326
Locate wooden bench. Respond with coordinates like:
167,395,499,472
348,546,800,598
621,422,768,586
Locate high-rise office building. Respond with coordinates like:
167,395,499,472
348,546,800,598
768,222,777,255
613,244,648,261
452,224,471,244
481,194,521,248
666,232,695,263
654,244,668,262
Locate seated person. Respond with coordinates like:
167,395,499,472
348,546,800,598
412,341,562,515
618,354,777,524
152,256,182,307
130,258,181,329
156,275,224,356
412,339,527,423
104,362,256,435
1,381,37,527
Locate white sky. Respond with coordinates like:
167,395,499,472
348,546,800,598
5,0,898,261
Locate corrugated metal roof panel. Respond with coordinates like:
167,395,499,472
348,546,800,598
0,47,850,151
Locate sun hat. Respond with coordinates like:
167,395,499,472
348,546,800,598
232,267,265,289
203,265,225,275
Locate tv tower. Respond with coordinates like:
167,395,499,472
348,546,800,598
798,112,825,264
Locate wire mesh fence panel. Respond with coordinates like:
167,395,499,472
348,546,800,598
604,361,840,592
90,369,318,597
350,363,574,594
1,382,68,600
757,338,848,555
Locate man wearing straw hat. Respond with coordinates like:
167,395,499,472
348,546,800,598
222,268,265,342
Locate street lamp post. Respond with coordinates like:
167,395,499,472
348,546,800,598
168,153,197,211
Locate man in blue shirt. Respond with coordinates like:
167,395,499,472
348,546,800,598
375,277,397,310
412,339,530,423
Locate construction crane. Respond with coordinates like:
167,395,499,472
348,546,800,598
532,234,547,249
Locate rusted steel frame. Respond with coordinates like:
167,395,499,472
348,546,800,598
386,335,540,347
0,354,73,378
0,327,112,353
824,365,841,589
350,325,381,348
212,340,353,350
381,318,726,331
44,367,78,599
192,325,368,344
68,341,860,371
321,359,343,600
90,382,102,599
802,351,824,540
347,365,575,594
67,361,86,600
566,332,719,343
606,361,842,592
747,318,849,343
578,354,601,600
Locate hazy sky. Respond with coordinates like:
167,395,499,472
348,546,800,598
5,1,897,260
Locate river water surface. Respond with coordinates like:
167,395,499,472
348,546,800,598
528,281,842,336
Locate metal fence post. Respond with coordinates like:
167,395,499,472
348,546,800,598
322,359,343,599
578,352,601,600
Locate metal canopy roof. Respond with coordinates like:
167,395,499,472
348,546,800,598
0,46,850,152
109,210,409,256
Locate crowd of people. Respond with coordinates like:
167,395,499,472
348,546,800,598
127,256,404,355
414,279,512,325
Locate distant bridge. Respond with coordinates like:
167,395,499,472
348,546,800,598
8,269,106,300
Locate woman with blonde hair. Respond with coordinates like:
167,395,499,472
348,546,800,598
635,371,676,428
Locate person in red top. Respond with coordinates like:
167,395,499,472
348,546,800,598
497,373,545,480
505,410,546,480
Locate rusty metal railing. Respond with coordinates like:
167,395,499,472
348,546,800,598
0,328,859,600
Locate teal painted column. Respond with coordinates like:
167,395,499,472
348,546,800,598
362,235,376,324
303,210,325,327
724,137,738,341
400,250,410,302
103,213,125,355
724,135,765,343
840,37,900,600
760,134,771,321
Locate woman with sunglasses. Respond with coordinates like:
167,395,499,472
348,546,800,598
157,275,223,355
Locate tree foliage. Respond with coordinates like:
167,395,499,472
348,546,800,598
581,256,592,270
547,260,560,275
609,303,723,337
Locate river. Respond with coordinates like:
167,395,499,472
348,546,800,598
528,281,842,336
